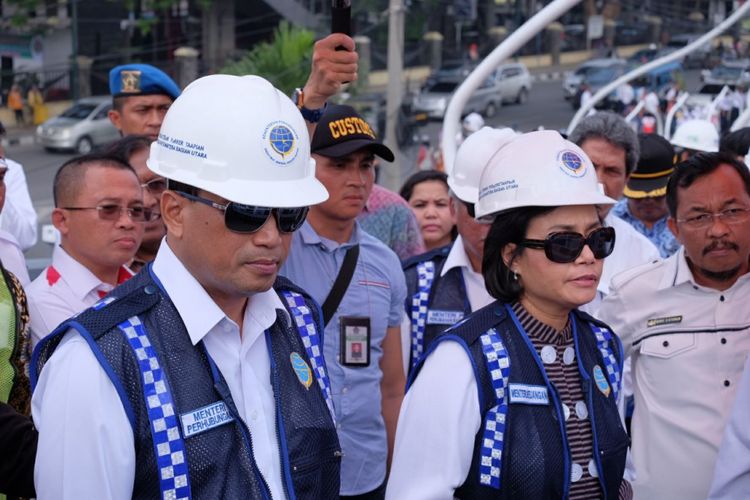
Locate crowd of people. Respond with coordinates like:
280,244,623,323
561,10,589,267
1,32,750,500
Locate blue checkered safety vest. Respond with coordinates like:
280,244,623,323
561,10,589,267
32,267,341,500
409,302,628,499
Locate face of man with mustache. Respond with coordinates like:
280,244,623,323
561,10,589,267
668,163,750,290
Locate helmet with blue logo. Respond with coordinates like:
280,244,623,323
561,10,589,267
147,74,328,208
670,119,719,153
475,130,616,221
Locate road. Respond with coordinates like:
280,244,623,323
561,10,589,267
6,69,702,275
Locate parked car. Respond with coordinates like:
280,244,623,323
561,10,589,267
665,34,712,68
701,60,750,87
414,62,532,119
36,96,120,153
342,92,428,147
563,58,627,102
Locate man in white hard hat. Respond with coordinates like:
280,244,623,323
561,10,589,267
599,152,750,500
32,75,341,499
401,126,516,372
282,103,407,499
569,112,661,313
671,118,719,162
457,112,485,145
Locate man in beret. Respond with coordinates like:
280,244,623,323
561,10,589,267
611,134,681,258
107,63,181,142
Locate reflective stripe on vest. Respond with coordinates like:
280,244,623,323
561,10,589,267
590,324,622,402
478,327,511,490
281,290,336,423
118,316,192,500
410,261,435,369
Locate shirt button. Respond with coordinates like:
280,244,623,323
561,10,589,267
342,387,348,394
540,345,557,364
251,410,259,421
575,401,589,420
720,295,726,302
663,340,669,348
724,380,731,387
570,463,583,483
721,338,727,345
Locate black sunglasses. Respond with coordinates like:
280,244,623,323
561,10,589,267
177,191,308,234
519,227,616,264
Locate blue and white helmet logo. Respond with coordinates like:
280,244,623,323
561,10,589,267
263,121,300,166
557,150,587,178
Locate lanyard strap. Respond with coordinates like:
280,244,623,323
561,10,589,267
321,244,360,327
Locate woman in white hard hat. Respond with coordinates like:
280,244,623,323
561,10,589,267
386,130,632,499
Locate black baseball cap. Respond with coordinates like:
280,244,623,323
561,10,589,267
311,104,395,162
624,134,675,199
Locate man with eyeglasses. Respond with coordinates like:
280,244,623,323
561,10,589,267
599,152,750,500
25,154,149,348
31,75,342,499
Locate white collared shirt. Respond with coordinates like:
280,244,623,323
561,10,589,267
32,240,287,500
26,245,133,348
0,228,29,285
0,157,38,251
598,248,750,500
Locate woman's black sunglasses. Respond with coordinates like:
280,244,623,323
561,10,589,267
177,191,308,234
519,226,616,264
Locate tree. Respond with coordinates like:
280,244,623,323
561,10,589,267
220,21,314,96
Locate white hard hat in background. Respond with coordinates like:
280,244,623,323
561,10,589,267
147,74,328,208
670,119,719,153
448,126,517,204
462,112,485,135
476,130,616,220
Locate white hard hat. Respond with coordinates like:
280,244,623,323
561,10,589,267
476,130,616,220
147,74,328,208
462,112,485,134
670,119,719,153
448,126,517,203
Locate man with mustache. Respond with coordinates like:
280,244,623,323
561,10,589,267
599,152,750,500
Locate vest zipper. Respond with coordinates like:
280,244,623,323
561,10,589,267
266,329,296,500
205,349,274,500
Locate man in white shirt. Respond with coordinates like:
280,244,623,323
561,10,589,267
0,121,37,251
599,152,750,500
0,159,29,285
569,112,661,314
26,154,147,346
31,48,355,498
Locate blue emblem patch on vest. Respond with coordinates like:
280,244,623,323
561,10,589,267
593,365,611,397
508,383,549,405
290,352,313,389
426,309,464,325
180,401,235,439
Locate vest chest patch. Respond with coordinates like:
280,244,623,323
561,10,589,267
593,365,611,397
508,383,549,405
426,309,464,325
290,351,313,389
180,401,235,438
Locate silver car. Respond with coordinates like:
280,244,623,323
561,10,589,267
36,96,121,154
413,62,532,119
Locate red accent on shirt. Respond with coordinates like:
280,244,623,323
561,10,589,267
46,266,61,286
97,290,108,299
117,266,133,285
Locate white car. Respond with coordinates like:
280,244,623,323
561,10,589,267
36,96,120,154
413,62,532,119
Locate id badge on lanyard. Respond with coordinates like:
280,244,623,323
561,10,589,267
339,316,371,367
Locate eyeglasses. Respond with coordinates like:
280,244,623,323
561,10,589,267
676,208,750,229
141,177,167,196
519,226,616,264
177,191,308,234
62,204,156,222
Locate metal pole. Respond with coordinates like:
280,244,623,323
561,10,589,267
441,0,583,174
383,0,405,191
664,92,690,140
567,0,750,135
71,0,79,102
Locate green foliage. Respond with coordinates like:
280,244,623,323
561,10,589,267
220,21,315,96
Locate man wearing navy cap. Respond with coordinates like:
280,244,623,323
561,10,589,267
108,63,181,142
